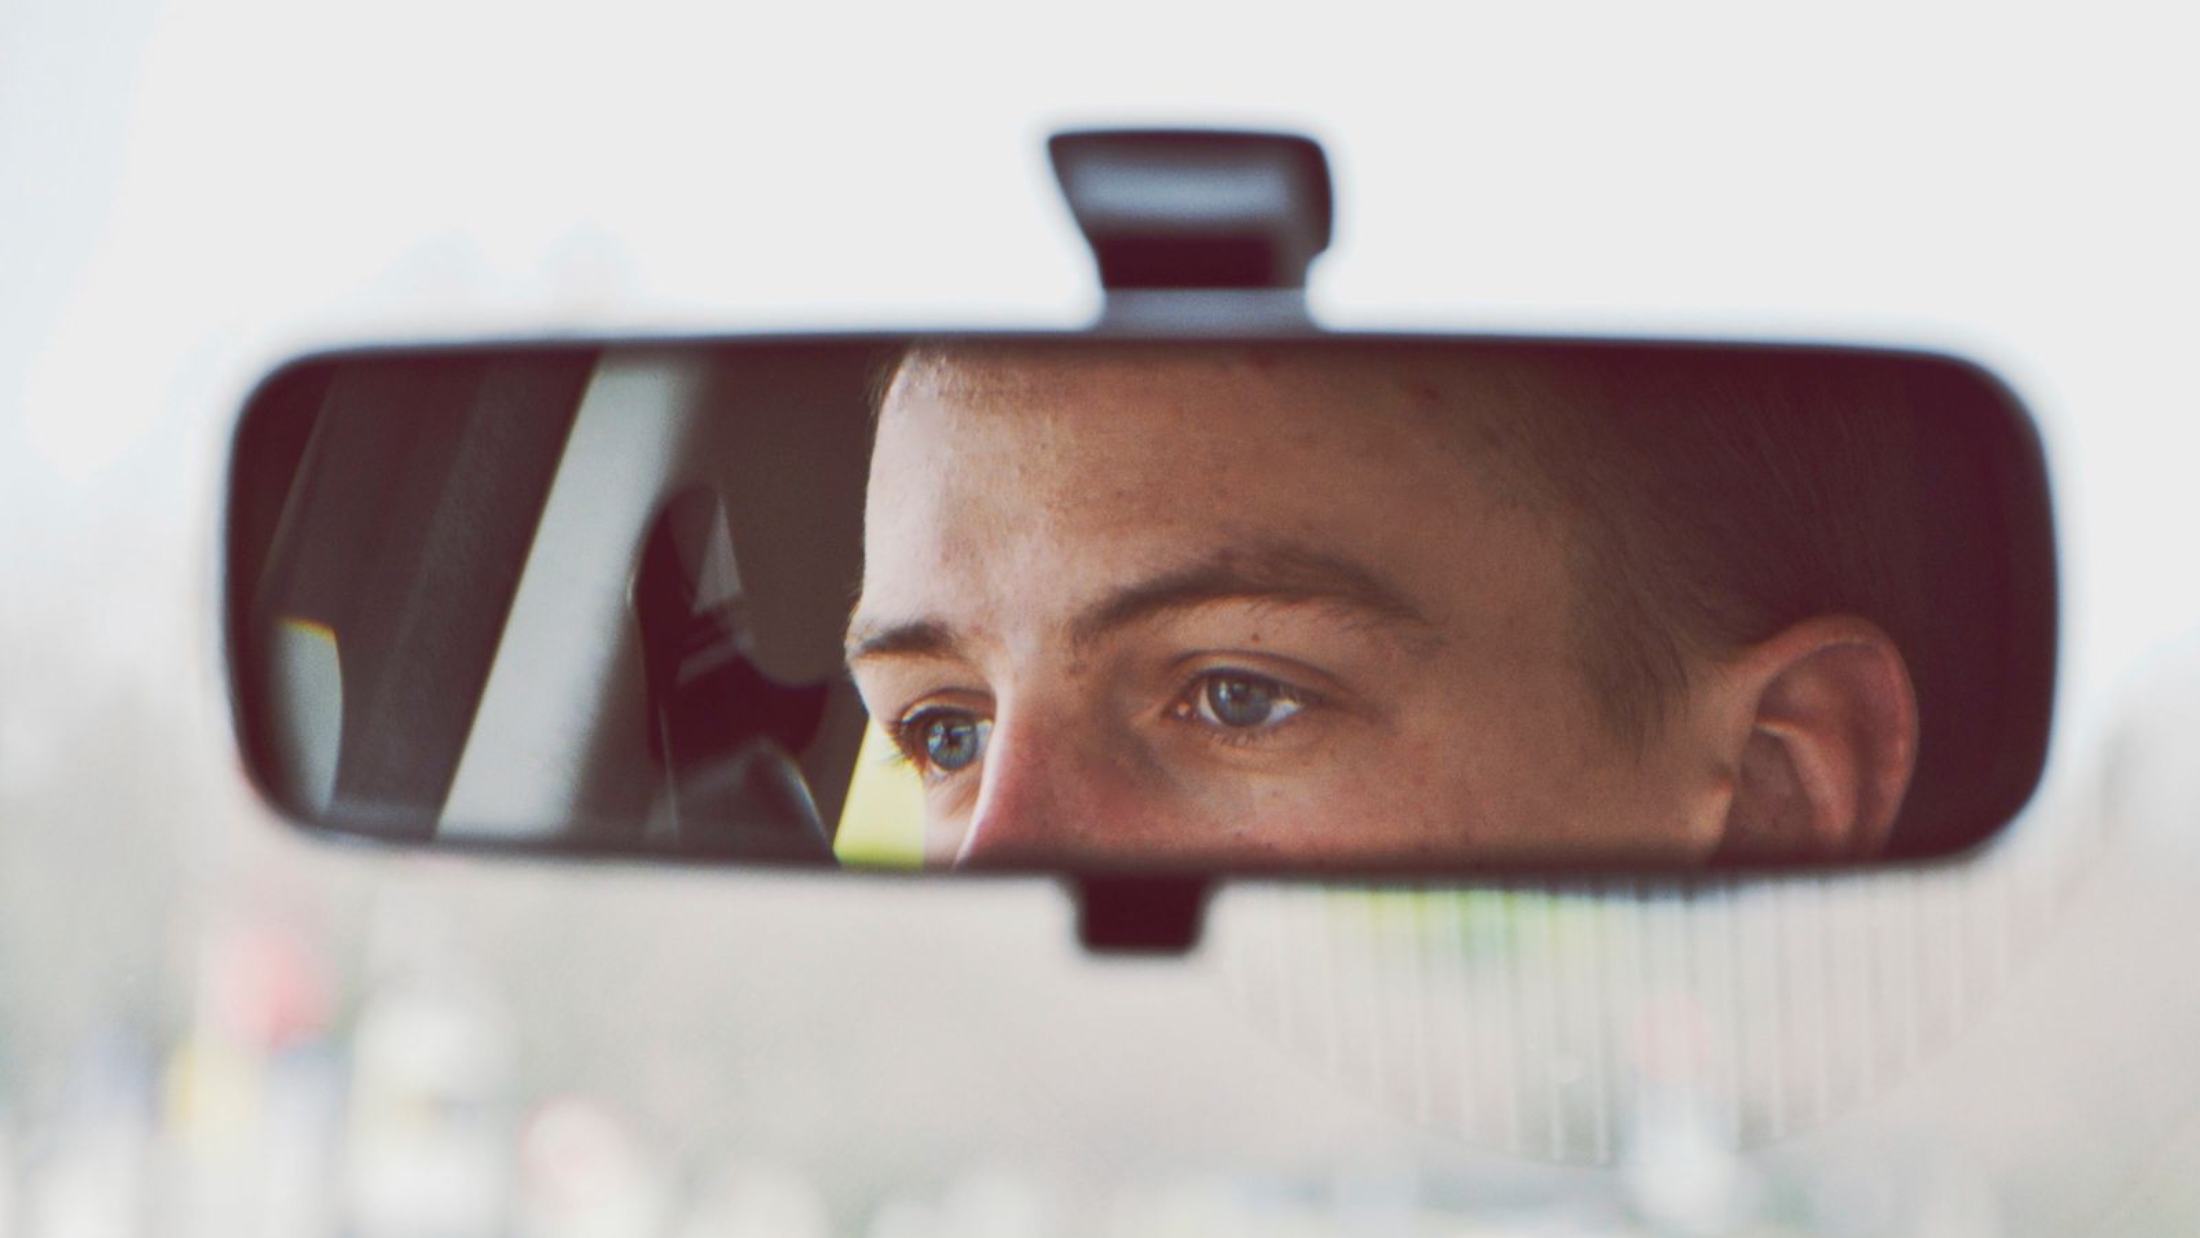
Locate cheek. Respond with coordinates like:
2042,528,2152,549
1406,679,1701,860
1152,730,1466,862
1359,653,1626,857
921,810,968,866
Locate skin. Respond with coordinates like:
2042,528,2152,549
843,345,1914,871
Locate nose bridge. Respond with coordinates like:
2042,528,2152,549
956,702,1103,870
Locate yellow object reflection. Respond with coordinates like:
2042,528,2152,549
832,724,926,869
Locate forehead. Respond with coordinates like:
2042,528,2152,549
884,342,1537,435
857,342,1575,637
872,343,1544,501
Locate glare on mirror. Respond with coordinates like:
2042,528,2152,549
227,338,2054,873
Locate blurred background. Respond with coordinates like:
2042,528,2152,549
4,0,2200,1233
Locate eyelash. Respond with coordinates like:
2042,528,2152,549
881,668,1320,779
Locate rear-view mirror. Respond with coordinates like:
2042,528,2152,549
225,333,2055,879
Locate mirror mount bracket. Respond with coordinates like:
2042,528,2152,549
1074,873,1213,954
1048,128,1333,331
1090,288,1317,334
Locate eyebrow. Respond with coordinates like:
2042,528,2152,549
844,542,1439,664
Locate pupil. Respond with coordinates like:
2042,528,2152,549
1206,675,1274,727
924,715,981,770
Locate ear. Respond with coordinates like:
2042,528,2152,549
1712,616,1919,861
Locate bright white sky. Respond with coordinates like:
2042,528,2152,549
4,0,2198,795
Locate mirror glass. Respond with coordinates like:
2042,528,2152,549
227,336,2054,873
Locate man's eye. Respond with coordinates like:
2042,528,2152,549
896,709,991,774
1183,671,1307,731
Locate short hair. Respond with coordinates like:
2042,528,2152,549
1500,347,1937,744
1490,343,2034,855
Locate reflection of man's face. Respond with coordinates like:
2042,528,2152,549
846,345,1724,869
846,345,1913,870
